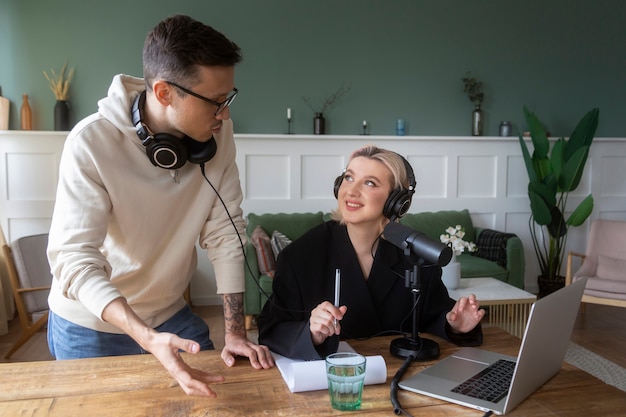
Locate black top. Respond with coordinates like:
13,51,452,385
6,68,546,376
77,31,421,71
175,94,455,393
258,221,483,360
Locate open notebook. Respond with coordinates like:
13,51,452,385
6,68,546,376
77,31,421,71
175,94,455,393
399,278,586,415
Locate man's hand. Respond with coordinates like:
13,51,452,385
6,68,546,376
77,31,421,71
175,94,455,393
446,293,485,334
221,333,275,369
102,297,224,397
148,331,225,396
221,293,275,369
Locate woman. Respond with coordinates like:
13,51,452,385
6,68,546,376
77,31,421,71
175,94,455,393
257,145,484,360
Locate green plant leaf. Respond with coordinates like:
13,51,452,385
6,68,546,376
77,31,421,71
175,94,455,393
551,138,566,182
560,146,589,192
564,108,599,161
538,175,558,205
532,154,552,182
518,134,538,183
547,206,567,239
524,106,549,158
567,194,594,226
528,183,553,225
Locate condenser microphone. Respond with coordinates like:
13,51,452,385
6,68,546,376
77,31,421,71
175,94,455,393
383,222,453,267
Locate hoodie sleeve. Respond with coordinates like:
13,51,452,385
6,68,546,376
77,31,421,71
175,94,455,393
198,119,247,295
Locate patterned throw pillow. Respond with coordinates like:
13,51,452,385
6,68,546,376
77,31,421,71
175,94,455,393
270,230,292,260
251,225,276,277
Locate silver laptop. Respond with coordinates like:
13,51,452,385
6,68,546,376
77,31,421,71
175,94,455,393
399,277,587,415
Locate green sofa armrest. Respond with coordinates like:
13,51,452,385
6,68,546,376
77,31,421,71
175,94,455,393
503,234,525,289
243,241,261,315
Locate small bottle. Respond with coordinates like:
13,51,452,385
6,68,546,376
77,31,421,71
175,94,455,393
0,86,9,130
20,94,32,130
396,119,405,136
499,121,512,137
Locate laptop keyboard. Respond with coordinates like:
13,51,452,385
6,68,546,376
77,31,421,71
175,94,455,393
451,359,516,403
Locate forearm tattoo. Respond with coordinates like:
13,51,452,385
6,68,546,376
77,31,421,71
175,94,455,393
222,293,245,335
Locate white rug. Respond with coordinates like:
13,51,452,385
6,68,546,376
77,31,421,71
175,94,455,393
565,342,626,392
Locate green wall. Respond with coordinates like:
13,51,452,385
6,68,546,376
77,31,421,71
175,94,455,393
1,0,624,137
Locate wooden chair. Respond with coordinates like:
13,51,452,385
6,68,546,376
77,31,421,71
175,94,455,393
565,219,626,308
2,233,51,359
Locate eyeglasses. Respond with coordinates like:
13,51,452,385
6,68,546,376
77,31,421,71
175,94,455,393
165,81,238,116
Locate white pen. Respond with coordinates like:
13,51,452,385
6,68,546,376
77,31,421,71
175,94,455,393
334,268,341,327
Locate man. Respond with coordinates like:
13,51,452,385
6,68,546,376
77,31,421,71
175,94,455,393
47,14,274,397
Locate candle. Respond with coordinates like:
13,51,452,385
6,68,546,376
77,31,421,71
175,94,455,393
287,108,292,120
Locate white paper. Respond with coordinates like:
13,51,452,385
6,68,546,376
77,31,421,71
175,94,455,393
272,341,388,393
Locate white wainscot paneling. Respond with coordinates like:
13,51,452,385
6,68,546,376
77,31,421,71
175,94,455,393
7,153,58,201
245,154,290,199
470,212,497,230
600,155,626,196
302,155,344,199
458,155,497,198
408,155,447,198
3,132,626,303
506,155,527,198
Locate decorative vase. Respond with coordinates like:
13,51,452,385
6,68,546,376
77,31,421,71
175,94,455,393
54,100,71,131
314,112,325,135
441,253,461,290
0,87,9,130
472,104,483,136
20,94,32,130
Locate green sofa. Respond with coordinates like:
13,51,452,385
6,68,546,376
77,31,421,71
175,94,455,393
243,209,524,328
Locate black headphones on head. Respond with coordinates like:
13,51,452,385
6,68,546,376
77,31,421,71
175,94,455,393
131,91,217,170
333,152,416,220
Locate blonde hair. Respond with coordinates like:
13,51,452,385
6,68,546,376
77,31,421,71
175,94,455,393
330,145,412,223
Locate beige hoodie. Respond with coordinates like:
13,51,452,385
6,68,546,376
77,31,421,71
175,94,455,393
47,74,246,333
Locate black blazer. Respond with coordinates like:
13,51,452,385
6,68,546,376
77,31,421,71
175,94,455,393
257,221,482,360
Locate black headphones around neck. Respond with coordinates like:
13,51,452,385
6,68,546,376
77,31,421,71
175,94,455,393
131,91,217,170
333,153,416,220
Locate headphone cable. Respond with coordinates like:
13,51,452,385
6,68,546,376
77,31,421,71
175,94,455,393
199,163,308,315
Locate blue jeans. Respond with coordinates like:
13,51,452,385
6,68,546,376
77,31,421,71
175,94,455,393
48,305,214,359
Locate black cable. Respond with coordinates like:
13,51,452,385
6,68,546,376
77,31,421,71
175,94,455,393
390,353,416,416
199,163,308,314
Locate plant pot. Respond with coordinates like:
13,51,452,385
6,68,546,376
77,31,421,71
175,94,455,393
441,254,461,290
472,104,483,136
313,112,325,135
54,100,71,131
537,275,565,299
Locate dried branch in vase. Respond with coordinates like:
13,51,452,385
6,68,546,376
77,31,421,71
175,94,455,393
462,72,484,106
43,61,75,101
303,83,351,114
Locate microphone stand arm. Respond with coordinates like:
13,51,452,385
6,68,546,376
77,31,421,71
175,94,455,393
389,245,440,361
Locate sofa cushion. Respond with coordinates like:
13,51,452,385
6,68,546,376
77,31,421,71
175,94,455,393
246,212,325,240
476,229,517,268
270,230,292,259
585,276,626,296
596,254,626,281
400,209,476,243
251,225,276,277
457,253,508,282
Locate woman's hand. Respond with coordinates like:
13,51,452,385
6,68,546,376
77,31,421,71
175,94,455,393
446,293,485,334
309,301,347,345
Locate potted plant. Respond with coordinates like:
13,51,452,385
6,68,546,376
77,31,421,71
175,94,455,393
302,83,351,134
43,60,74,131
518,106,599,297
461,73,485,136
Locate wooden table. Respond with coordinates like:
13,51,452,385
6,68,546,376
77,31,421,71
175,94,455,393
448,277,537,338
0,327,624,416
